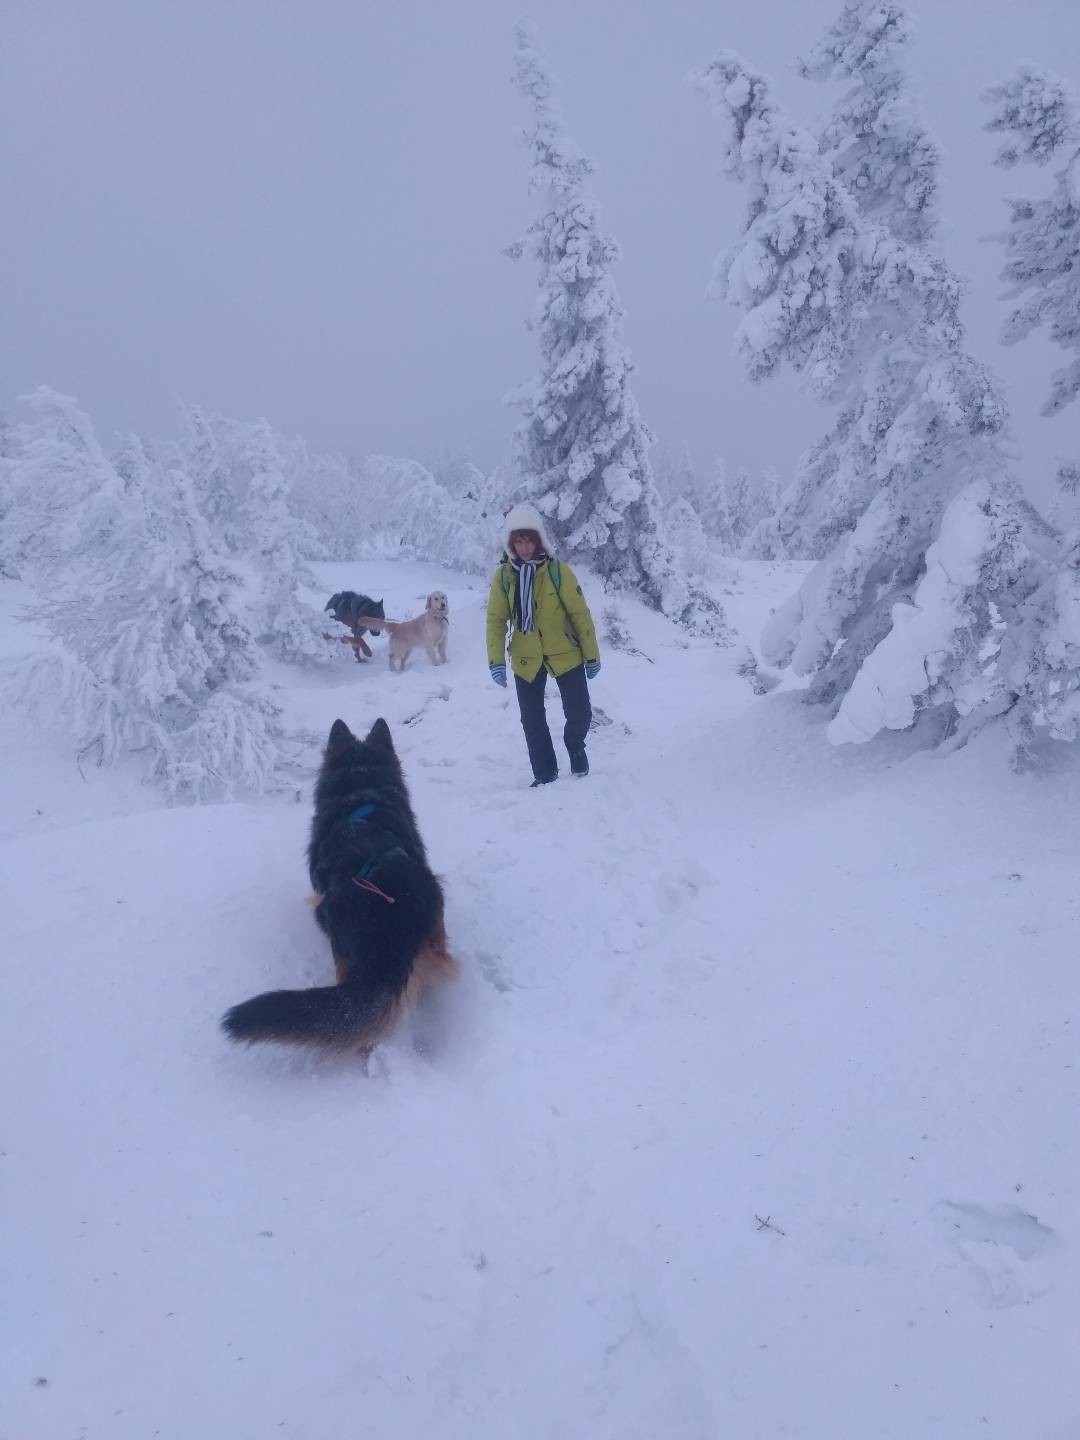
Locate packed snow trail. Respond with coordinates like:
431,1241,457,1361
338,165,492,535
2,558,1078,1440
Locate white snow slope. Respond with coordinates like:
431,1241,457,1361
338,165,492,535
2,557,1078,1440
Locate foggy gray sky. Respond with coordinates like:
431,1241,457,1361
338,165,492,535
3,0,1078,498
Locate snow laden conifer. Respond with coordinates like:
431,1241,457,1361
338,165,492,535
697,456,737,555
664,494,711,580
694,47,1042,740
175,401,240,541
651,443,698,507
652,445,713,577
0,387,136,579
981,66,1080,758
5,396,278,799
742,466,787,560
1004,529,1080,757
288,444,361,560
798,0,941,246
727,466,754,552
984,63,1080,488
759,3,957,560
358,454,487,574
508,25,725,636
232,419,336,665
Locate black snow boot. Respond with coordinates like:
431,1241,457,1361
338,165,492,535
569,749,589,777
530,774,558,788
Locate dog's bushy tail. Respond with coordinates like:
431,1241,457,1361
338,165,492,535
221,977,407,1052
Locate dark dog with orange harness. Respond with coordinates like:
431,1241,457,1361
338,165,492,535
222,717,458,1055
324,591,385,660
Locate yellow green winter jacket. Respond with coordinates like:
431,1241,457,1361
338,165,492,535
486,558,600,682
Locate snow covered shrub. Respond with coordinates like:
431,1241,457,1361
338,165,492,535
203,418,332,666
5,393,281,800
663,496,711,580
354,454,487,574
288,445,362,560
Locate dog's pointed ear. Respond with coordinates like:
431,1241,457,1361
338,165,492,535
327,718,354,754
366,717,395,752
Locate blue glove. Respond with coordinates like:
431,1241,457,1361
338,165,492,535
490,664,507,688
585,660,601,680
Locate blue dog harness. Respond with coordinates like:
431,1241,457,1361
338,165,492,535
344,803,396,902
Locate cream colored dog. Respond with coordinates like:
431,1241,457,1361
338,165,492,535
360,592,449,671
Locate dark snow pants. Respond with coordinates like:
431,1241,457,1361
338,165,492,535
514,663,592,782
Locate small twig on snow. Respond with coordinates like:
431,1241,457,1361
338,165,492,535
754,1214,786,1236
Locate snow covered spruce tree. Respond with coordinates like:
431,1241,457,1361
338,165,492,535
5,394,278,798
758,1,955,571
694,43,1044,744
758,0,955,562
1003,529,1080,757
984,63,1080,489
980,65,1080,758
697,456,737,555
0,387,134,579
652,445,713,578
800,0,941,246
231,418,337,665
174,401,241,542
508,24,726,636
741,465,786,559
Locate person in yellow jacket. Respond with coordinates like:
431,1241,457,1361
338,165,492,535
486,504,601,786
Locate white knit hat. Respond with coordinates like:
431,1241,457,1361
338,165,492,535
503,503,556,557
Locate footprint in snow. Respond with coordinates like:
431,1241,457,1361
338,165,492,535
475,949,513,992
933,1199,1059,1308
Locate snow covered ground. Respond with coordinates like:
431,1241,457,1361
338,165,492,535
2,556,1078,1440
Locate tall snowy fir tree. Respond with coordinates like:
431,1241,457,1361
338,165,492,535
697,456,737,555
765,0,958,563
508,25,725,634
727,466,754,552
742,465,786,560
799,0,940,246
652,445,714,575
695,27,1044,745
982,65,1080,759
984,63,1080,488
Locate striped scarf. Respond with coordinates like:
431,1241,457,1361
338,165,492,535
509,558,539,632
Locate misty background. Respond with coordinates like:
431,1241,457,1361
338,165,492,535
3,0,1077,502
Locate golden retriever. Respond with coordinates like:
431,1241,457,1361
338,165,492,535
358,592,449,672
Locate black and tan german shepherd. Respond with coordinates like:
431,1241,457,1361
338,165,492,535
222,717,457,1054
325,592,385,661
